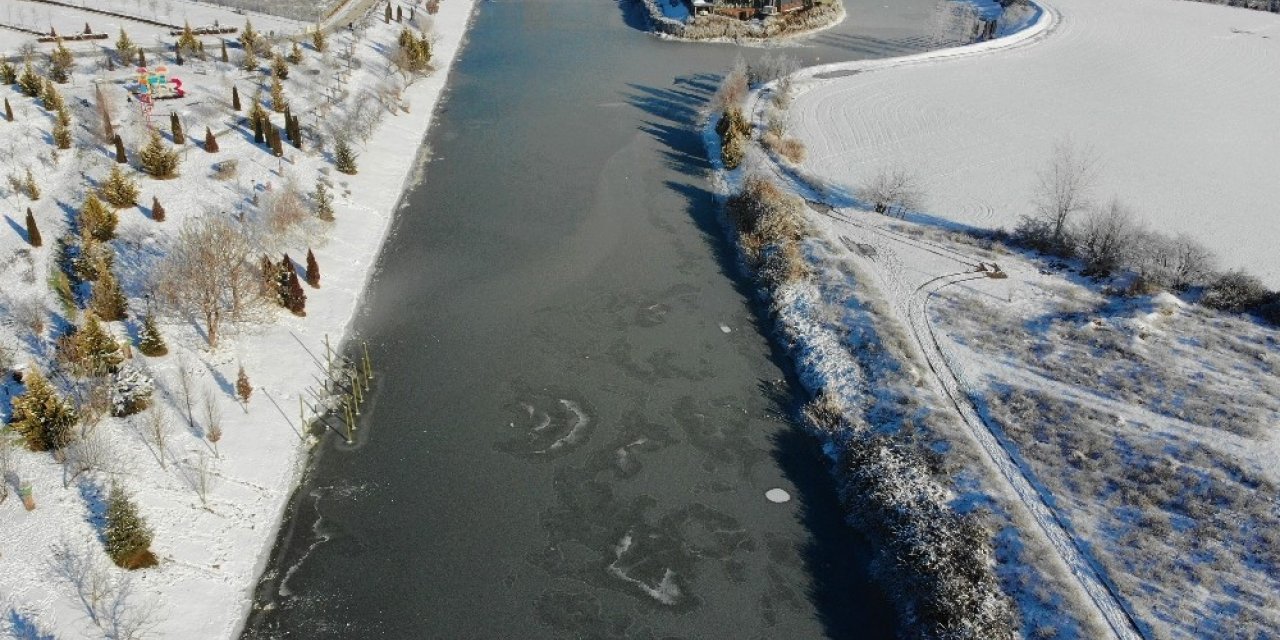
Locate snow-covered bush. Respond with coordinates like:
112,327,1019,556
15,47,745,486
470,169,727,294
110,363,154,418
1201,270,1272,313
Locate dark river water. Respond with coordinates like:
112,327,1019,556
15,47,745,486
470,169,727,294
243,0,951,637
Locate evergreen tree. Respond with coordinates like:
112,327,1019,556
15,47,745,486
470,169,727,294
270,75,287,112
49,39,74,83
113,133,128,163
289,115,302,150
41,79,64,113
139,130,180,179
0,60,16,85
177,22,199,56
170,111,184,144
100,164,139,208
116,28,136,62
242,44,257,72
270,124,284,157
241,19,258,51
104,482,157,570
312,26,327,53
397,29,432,74
18,62,41,97
248,89,267,126
285,267,306,316
314,179,334,221
25,207,41,247
52,112,72,149
305,248,320,287
175,49,184,66
287,41,303,65
3,97,12,122
253,115,265,144
137,48,146,68
81,192,119,241
90,262,128,321
220,39,229,64
271,52,289,79
397,5,403,21
76,312,123,375
236,365,252,404
9,368,77,451
282,106,293,141
204,126,218,152
385,3,393,23
137,312,167,356
334,137,357,175
151,196,165,222
231,84,241,111
22,168,39,200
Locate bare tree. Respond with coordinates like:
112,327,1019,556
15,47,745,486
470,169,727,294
155,216,260,348
1075,198,1141,274
1033,141,1098,248
140,407,172,470
712,55,749,111
174,357,198,437
203,391,222,457
63,428,113,488
50,538,159,639
859,167,925,217
182,452,215,509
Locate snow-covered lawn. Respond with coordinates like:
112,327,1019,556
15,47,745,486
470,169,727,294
788,0,1280,286
0,0,476,638
0,0,302,55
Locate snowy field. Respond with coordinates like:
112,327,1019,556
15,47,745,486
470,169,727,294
788,0,1280,286
0,0,476,637
0,0,304,55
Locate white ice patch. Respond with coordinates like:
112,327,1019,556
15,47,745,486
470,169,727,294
719,323,732,334
540,399,589,452
607,533,682,606
765,488,792,503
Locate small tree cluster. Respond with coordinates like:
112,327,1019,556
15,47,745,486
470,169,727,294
9,368,78,451
104,483,157,569
139,131,180,179
726,176,810,287
261,254,307,316
395,28,433,76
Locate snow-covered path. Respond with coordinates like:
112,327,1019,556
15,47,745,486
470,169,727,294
789,0,1280,287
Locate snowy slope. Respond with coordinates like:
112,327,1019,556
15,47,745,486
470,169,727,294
788,0,1280,286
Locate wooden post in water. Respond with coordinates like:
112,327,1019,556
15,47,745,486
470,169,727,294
352,372,363,411
362,341,373,383
324,334,333,371
299,396,306,436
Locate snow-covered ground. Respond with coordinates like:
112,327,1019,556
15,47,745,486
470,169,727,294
0,0,303,55
0,0,476,637
788,0,1280,286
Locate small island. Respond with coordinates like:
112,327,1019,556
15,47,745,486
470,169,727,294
639,0,845,41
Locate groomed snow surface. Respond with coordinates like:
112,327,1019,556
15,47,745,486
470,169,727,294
0,0,476,637
789,0,1280,287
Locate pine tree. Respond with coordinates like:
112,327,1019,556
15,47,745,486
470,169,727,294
137,48,146,68
314,179,334,221
0,60,15,85
289,115,303,150
252,115,264,144
334,137,357,175
248,89,267,126
3,97,12,122
20,168,39,201
236,365,252,404
139,130,180,179
385,3,393,22
76,312,123,375
175,49,184,66
287,41,303,65
177,22,199,56
271,52,289,80
270,124,284,157
270,76,287,112
113,133,128,163
312,26,327,53
151,195,165,222
25,207,41,247
204,126,218,152
285,266,306,316
52,112,72,149
305,248,320,287
116,28,136,62
242,44,257,72
49,39,74,83
41,79,64,113
81,192,119,241
282,106,293,141
100,164,139,208
18,62,41,97
104,483,156,570
397,5,403,22
241,19,258,51
231,84,241,111
10,368,77,451
137,312,167,356
170,111,184,144
90,262,128,321
220,39,229,64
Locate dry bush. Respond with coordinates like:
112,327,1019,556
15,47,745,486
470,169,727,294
763,132,806,164
212,160,238,181
264,182,308,236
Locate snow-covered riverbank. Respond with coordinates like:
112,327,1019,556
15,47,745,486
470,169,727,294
0,0,478,637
